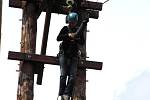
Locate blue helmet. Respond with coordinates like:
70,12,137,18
66,12,78,23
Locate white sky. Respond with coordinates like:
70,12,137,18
1,0,150,100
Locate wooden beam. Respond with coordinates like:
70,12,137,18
37,9,51,85
81,1,103,11
9,0,101,19
9,0,103,11
87,10,99,19
52,7,99,19
9,0,22,8
40,11,51,55
8,51,103,70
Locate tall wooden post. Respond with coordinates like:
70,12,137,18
72,11,88,100
0,0,2,50
17,2,37,100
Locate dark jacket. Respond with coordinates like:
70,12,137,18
57,25,85,57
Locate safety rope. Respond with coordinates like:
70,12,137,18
103,0,110,4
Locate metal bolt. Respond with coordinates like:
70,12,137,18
81,61,84,64
16,70,21,72
20,42,24,48
27,55,32,59
86,29,90,32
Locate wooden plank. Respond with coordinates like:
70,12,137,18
81,1,103,11
9,0,22,8
9,0,100,19
40,12,51,55
9,0,103,11
8,51,103,70
87,10,99,19
8,51,59,65
37,9,51,85
52,7,99,19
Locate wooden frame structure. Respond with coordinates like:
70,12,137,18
8,0,103,100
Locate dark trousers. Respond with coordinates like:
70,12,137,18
58,54,78,97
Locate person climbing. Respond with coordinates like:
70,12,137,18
57,12,89,100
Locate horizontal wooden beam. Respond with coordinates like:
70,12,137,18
87,10,99,19
8,51,103,70
9,0,103,11
9,0,101,19
81,1,103,11
9,0,22,8
52,7,99,19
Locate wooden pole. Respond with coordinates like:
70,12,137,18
40,12,51,55
36,0,52,85
0,0,2,50
17,2,37,100
72,11,88,100
36,10,51,85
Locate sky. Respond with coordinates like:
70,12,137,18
0,0,150,100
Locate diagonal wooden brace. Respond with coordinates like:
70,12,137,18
37,5,51,85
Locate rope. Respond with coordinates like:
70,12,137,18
103,0,110,4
